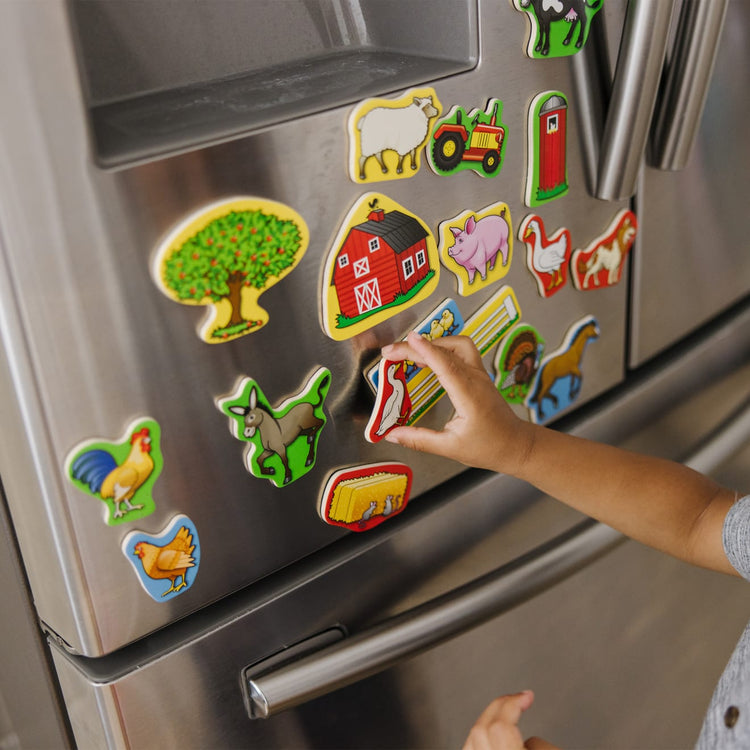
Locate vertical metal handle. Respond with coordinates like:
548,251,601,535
649,0,728,171
595,0,675,200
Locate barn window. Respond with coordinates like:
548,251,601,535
547,114,559,134
368,237,380,253
402,257,415,280
354,257,370,278
338,254,349,269
416,249,426,268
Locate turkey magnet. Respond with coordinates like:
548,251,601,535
525,92,569,207
122,514,200,601
525,315,599,424
217,367,331,487
513,0,603,59
152,197,309,343
319,463,413,532
428,99,507,178
571,209,638,290
437,202,513,296
321,194,439,341
66,417,162,525
348,87,441,184
365,360,412,443
519,214,572,298
495,324,545,404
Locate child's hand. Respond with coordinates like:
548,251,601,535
380,332,535,476
462,691,558,750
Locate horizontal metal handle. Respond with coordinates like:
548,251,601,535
246,396,750,718
595,0,675,199
649,0,728,170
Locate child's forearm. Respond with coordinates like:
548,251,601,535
511,423,737,575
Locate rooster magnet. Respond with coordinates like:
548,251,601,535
66,418,162,525
122,514,200,601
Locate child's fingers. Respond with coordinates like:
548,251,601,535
476,691,535,728
384,424,454,459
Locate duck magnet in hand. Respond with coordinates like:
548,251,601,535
365,360,412,443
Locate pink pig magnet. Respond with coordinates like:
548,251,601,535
365,359,412,443
437,202,514,296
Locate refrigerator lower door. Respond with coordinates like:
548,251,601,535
630,0,750,366
50,302,750,749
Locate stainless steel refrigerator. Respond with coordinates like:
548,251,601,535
1,0,750,747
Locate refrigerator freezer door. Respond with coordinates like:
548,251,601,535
630,0,750,366
0,0,632,655
50,302,750,749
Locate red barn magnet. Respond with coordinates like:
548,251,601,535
525,91,569,207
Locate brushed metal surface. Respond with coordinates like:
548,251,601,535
631,0,750,365
0,0,630,656
50,301,750,748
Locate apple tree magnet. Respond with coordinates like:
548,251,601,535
525,92,569,207
321,193,439,341
513,0,603,59
152,197,309,343
437,202,513,296
571,209,638,290
66,417,162,525
217,367,331,487
428,99,507,178
348,87,441,184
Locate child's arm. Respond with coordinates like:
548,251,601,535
381,332,738,577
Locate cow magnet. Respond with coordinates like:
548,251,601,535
152,197,309,343
571,209,638,291
122,514,200,601
66,417,161,525
519,214,572,298
525,91,569,207
525,315,599,424
513,0,603,59
319,463,413,532
495,324,545,404
217,367,331,487
321,193,440,341
348,87,441,184
428,98,508,178
437,202,513,296
365,360,412,443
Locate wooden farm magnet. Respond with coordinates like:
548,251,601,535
365,360,412,443
152,197,309,343
319,463,413,532
519,214,572,298
66,417,162,525
122,514,200,601
428,99,507,178
348,87,441,184
525,315,599,424
218,368,331,487
321,193,440,341
437,202,513,296
495,324,545,404
513,0,603,59
525,92,569,207
571,210,638,290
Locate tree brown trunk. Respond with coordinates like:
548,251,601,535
227,272,244,326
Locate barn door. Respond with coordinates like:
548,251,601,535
354,279,381,314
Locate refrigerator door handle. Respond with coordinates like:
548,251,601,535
595,0,675,200
648,0,729,171
245,398,750,719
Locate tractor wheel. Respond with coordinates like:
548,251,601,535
482,150,501,173
432,133,465,171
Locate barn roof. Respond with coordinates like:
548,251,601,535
355,210,428,254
